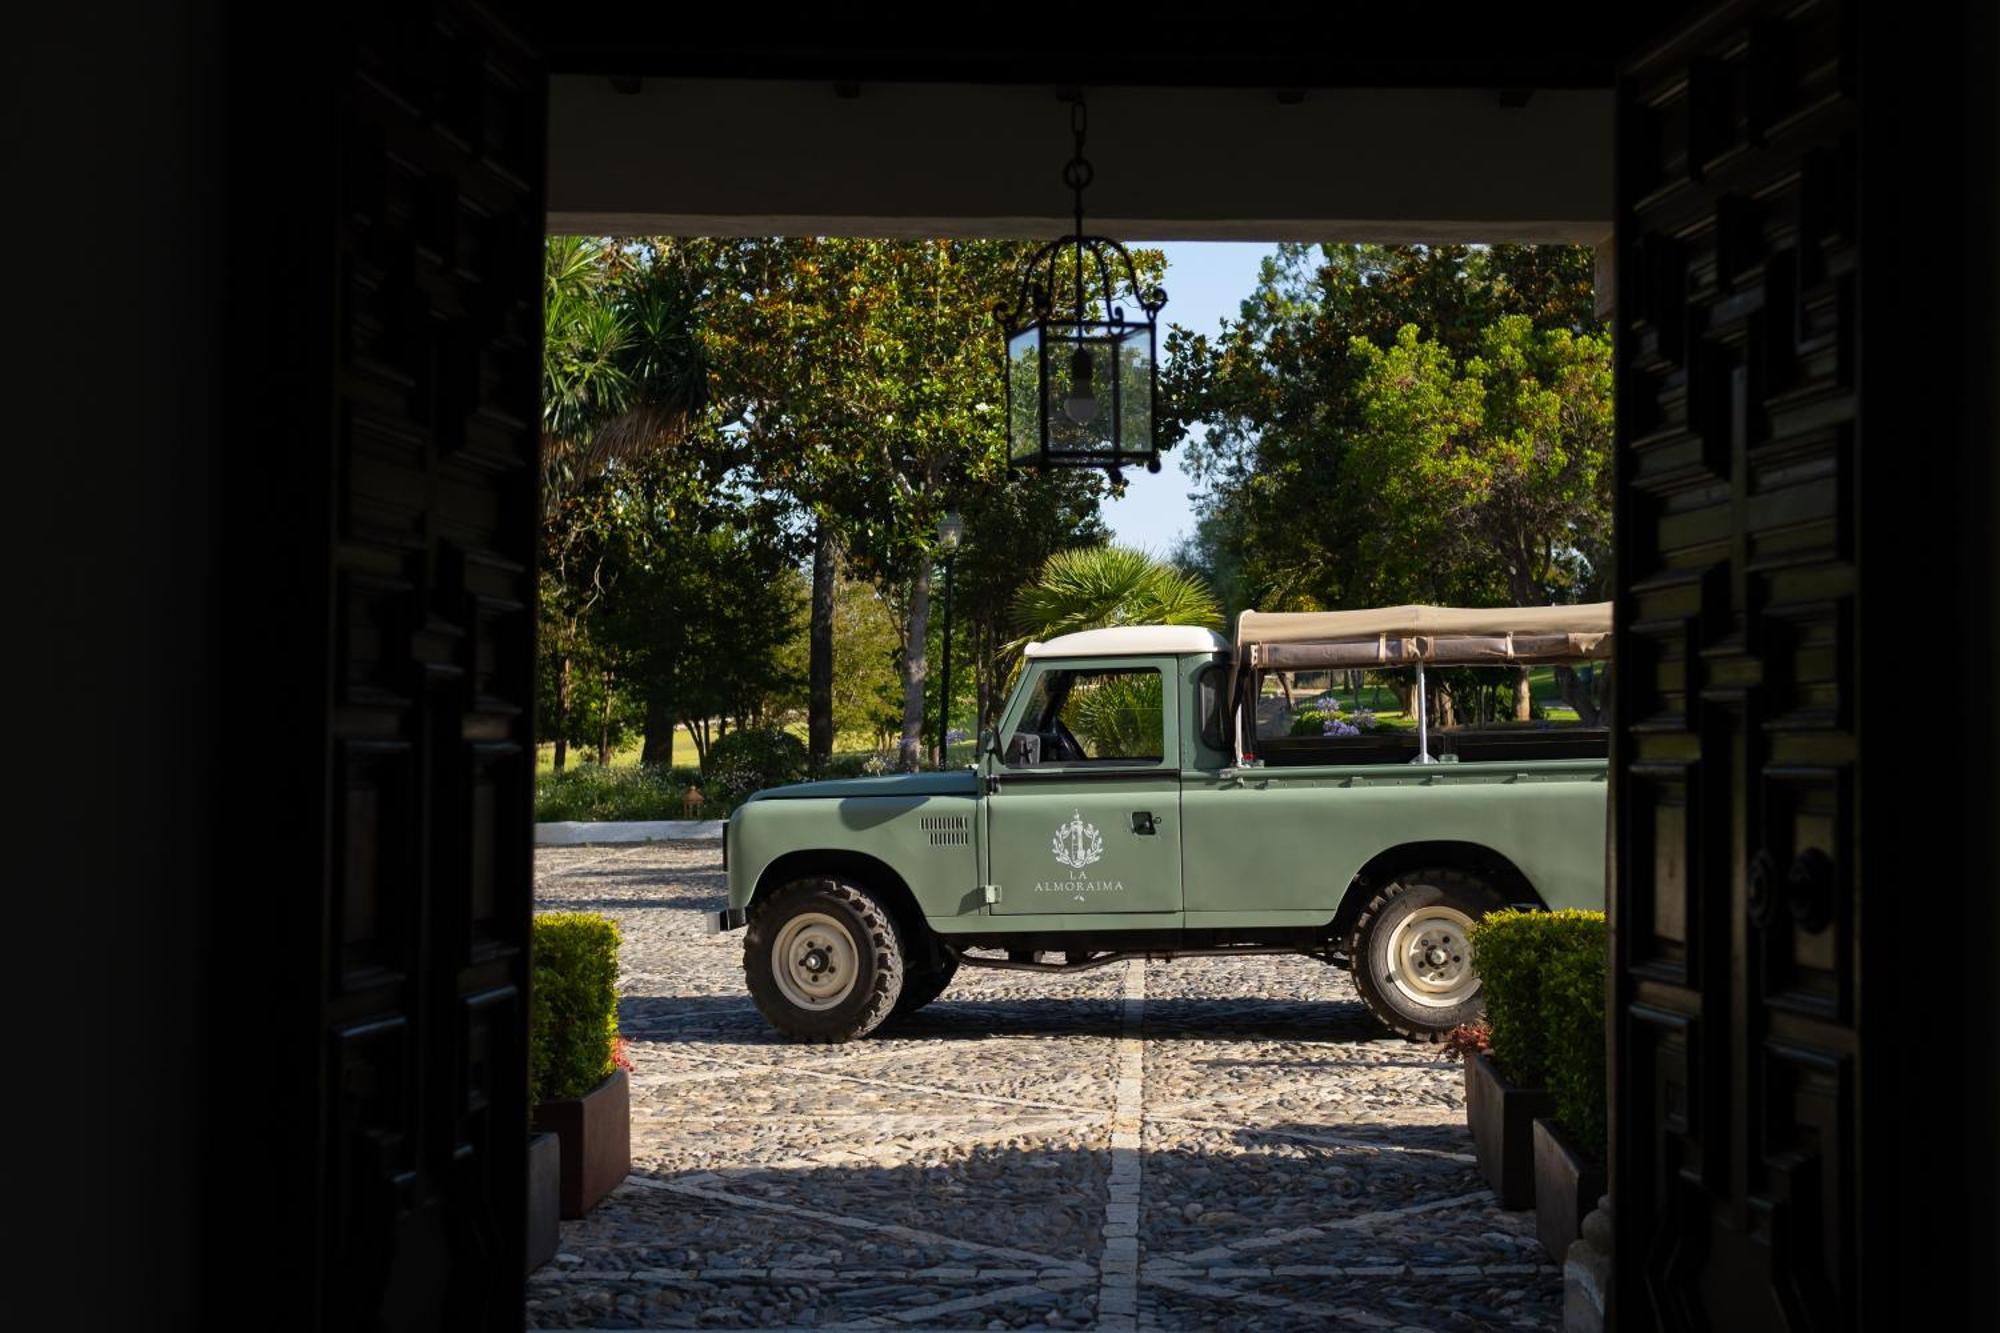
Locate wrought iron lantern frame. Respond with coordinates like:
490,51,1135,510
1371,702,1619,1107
998,98,1168,479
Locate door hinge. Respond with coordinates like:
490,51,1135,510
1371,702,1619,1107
981,884,1003,905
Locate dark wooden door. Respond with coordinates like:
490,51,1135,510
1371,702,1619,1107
1612,1,2000,1326
293,5,545,1326
1611,2,1861,1327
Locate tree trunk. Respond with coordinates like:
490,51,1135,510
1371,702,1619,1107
596,667,614,766
1514,666,1534,721
641,695,673,767
898,562,933,772
1554,664,1605,727
553,652,572,771
808,521,837,777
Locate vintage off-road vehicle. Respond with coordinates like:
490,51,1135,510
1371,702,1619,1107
709,603,1610,1042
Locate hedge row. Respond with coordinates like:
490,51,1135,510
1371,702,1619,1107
529,912,622,1105
1470,907,1608,1157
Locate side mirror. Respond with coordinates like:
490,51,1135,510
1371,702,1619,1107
978,728,998,756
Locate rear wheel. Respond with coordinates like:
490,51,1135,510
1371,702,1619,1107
1350,867,1507,1042
744,878,904,1042
890,952,959,1019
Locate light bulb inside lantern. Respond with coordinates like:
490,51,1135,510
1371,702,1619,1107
1062,347,1100,425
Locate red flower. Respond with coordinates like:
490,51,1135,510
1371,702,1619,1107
1441,1022,1491,1063
611,1035,635,1073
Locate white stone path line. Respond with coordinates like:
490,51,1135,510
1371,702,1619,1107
623,1172,1093,1276
1098,958,1146,1331
1143,1271,1439,1332
533,842,660,880
1161,1188,1496,1265
871,1275,1096,1328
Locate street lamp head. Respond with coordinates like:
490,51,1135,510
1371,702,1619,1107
937,511,964,550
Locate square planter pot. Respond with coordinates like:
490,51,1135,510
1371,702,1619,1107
1533,1117,1607,1265
535,1067,631,1219
525,1131,561,1274
1464,1049,1555,1209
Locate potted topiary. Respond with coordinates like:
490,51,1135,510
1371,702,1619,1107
1461,909,1560,1209
530,912,632,1220
1531,912,1608,1263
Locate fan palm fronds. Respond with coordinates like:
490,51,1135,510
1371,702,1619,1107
1009,544,1223,652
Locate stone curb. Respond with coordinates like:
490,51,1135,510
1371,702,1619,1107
534,820,724,845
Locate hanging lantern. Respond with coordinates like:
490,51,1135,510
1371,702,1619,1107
998,97,1168,481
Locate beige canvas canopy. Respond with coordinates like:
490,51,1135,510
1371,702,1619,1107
1236,602,1612,670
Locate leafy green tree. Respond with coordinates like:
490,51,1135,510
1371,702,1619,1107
588,456,806,767
704,238,1160,771
946,471,1110,733
1163,243,1602,607
1163,242,1609,721
827,575,904,753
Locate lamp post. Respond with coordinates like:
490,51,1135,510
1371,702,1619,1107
935,511,964,768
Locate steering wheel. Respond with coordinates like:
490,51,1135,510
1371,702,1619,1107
1047,719,1087,762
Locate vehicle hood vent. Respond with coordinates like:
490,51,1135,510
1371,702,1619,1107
920,814,970,847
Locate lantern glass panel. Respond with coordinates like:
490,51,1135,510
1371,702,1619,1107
1115,322,1154,458
1045,324,1118,460
1006,327,1041,466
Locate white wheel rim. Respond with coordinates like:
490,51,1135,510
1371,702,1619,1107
1385,904,1478,1009
771,912,860,1011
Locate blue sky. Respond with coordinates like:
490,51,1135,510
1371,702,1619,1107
1099,241,1280,555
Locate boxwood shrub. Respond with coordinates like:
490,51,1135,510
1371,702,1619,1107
1539,914,1609,1158
702,726,808,806
1469,908,1609,1157
530,912,622,1106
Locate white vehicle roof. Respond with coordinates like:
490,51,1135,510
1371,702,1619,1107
1024,626,1231,658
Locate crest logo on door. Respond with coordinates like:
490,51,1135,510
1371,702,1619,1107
1052,810,1104,870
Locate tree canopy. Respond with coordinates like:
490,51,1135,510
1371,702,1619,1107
1164,244,1610,619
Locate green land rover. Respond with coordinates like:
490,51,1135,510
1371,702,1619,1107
709,603,1610,1043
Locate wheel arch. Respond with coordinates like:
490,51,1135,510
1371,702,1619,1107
1329,840,1546,949
752,849,932,962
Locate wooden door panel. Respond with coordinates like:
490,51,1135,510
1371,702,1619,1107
316,5,545,1326
1612,3,1860,1327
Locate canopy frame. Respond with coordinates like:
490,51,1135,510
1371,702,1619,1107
1225,602,1612,768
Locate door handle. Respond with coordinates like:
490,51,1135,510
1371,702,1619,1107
1130,811,1157,835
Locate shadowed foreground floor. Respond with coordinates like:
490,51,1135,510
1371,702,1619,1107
530,843,1557,1331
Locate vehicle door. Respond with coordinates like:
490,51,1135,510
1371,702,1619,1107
982,656,1183,918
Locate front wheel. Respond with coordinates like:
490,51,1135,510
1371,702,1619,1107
744,878,905,1042
1349,867,1506,1042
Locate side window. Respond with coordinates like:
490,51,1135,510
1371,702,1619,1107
1005,667,1165,766
1196,664,1228,751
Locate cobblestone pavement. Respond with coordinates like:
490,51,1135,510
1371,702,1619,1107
530,843,1558,1332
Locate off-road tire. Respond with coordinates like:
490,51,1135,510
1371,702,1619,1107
1349,867,1506,1043
744,878,904,1042
889,953,960,1020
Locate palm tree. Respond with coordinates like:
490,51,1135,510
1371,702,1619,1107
1007,546,1222,757
541,237,709,518
540,237,712,768
1010,544,1224,647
